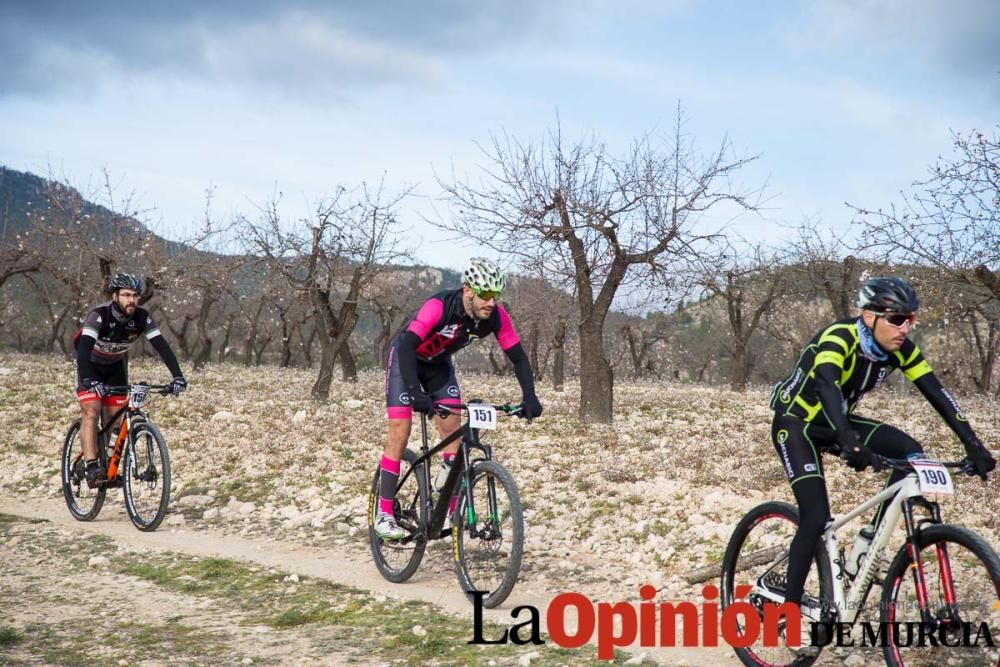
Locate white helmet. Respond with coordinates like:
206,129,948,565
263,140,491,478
462,257,505,294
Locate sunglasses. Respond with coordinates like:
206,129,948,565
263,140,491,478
876,312,916,328
472,290,501,301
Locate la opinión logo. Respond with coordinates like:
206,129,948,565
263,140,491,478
469,585,997,660
469,584,800,660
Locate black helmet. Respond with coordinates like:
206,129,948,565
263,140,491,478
109,272,143,293
857,277,919,313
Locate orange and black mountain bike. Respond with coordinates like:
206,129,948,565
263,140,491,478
61,383,174,531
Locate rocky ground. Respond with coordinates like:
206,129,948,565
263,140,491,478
2,352,999,665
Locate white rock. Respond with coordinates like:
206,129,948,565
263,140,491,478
238,502,257,515
843,655,866,667
291,409,307,423
89,556,111,567
517,652,540,666
284,574,300,583
279,505,300,520
177,494,213,508
412,625,427,637
344,399,364,409
203,508,219,520
166,514,186,526
210,410,236,422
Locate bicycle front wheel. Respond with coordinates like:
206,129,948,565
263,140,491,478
880,523,1000,667
122,423,171,531
368,449,429,583
720,501,834,667
61,420,106,521
453,460,524,609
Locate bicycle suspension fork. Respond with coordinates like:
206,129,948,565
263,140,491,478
901,497,955,624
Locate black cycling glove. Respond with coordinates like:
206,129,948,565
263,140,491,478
840,430,882,472
170,376,188,396
964,438,996,480
407,386,433,414
521,394,543,419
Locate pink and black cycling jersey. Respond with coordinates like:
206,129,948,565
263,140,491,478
73,302,162,365
406,288,520,362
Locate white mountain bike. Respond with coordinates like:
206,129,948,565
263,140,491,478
721,449,1000,666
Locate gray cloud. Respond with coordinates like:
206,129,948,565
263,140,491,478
789,1,1000,82
0,1,556,98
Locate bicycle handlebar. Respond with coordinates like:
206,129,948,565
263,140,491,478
103,383,174,397
825,445,976,475
430,402,526,418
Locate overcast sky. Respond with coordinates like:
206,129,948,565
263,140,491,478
2,0,998,270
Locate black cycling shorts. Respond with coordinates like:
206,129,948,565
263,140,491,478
385,339,460,419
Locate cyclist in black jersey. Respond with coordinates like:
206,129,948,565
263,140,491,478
73,273,187,485
375,258,543,539
769,276,996,618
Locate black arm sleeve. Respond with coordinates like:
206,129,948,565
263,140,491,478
503,342,537,399
912,372,978,446
396,331,422,390
814,363,855,445
150,335,184,379
76,336,97,381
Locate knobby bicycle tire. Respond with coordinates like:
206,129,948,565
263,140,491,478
453,459,524,609
880,523,1000,667
61,419,107,521
368,449,429,583
122,422,171,531
720,501,834,667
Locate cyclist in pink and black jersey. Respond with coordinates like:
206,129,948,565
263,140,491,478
73,273,186,486
375,258,543,539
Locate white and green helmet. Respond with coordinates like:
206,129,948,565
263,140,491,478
462,257,505,294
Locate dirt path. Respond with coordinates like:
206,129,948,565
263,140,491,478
0,496,741,666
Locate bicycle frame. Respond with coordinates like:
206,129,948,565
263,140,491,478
391,407,497,541
93,385,159,482
754,470,948,626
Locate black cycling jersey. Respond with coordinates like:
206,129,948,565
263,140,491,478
770,317,975,446
73,301,182,384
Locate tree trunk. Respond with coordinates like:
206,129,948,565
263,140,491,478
312,338,336,400
552,319,566,392
730,342,752,391
338,342,358,382
578,323,613,423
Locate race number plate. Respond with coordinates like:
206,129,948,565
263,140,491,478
468,405,497,430
911,460,954,496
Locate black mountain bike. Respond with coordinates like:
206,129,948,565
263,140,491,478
367,401,526,608
61,383,174,531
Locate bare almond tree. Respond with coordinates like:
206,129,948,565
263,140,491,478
243,180,412,399
695,240,789,390
853,127,1000,393
435,112,761,421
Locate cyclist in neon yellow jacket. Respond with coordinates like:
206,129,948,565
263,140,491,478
769,276,995,611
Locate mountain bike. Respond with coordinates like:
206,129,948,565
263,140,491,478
61,383,174,532
367,401,526,609
720,448,1000,667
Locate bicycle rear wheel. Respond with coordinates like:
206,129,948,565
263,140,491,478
368,449,428,583
720,501,834,667
122,422,171,531
880,523,1000,667
453,460,523,608
61,420,106,521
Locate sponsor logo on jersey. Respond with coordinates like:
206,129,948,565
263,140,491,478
447,385,459,397
439,324,460,339
804,463,817,472
398,392,412,405
779,368,804,403
776,429,795,479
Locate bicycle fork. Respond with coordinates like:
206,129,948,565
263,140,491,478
901,497,957,627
